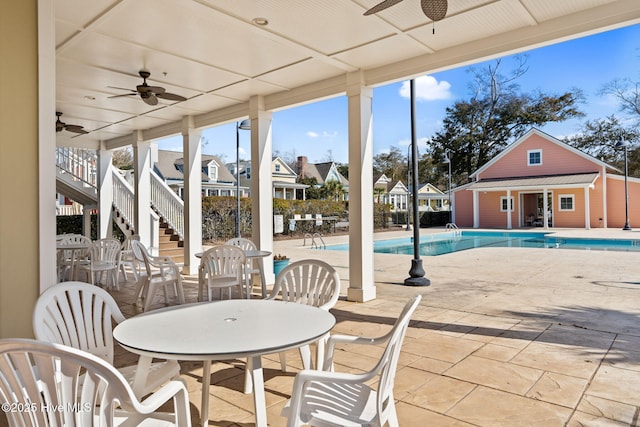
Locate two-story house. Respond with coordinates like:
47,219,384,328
296,156,349,200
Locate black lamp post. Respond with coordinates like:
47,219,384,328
406,143,412,231
443,149,452,223
236,119,251,238
404,79,430,287
616,137,632,231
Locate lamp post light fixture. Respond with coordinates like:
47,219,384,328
406,143,412,231
443,149,452,223
403,79,430,287
615,137,632,231
236,119,251,238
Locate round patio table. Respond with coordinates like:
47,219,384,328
113,299,335,427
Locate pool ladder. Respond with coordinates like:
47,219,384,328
304,232,326,249
445,223,462,236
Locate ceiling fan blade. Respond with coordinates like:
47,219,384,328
364,0,403,15
148,86,166,95
142,93,159,106
108,93,137,99
156,92,187,102
421,0,447,21
108,86,136,92
65,125,88,134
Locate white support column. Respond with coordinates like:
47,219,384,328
506,189,512,229
346,72,376,302
97,144,114,239
133,133,152,249
249,97,275,284
543,188,549,229
182,116,203,275
473,190,479,228
451,192,456,224
584,186,591,230
601,166,607,228
38,0,57,292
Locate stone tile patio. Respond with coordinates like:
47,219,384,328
107,227,640,426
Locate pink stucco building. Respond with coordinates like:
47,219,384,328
453,128,640,229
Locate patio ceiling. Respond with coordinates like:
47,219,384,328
55,0,640,148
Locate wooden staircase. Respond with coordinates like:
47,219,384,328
159,217,184,263
112,205,135,237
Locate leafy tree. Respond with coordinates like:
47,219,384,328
565,116,640,177
298,177,323,199
600,78,640,124
112,148,133,170
428,58,584,184
373,146,405,180
336,163,349,179
373,186,386,203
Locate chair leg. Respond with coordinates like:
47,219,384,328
133,277,148,305
387,400,399,427
278,352,287,372
299,345,312,370
143,282,159,312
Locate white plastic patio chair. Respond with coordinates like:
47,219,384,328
198,245,247,301
56,233,91,281
0,338,191,426
266,259,340,371
131,239,185,312
33,281,181,399
78,237,121,289
282,294,422,427
225,237,265,297
118,234,141,284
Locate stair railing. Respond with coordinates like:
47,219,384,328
56,146,184,241
150,169,184,240
56,147,98,188
112,170,135,231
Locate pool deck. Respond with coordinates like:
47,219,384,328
108,226,640,426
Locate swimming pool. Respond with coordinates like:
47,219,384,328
326,231,640,256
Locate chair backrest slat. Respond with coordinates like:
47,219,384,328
0,339,140,426
270,260,340,310
33,281,125,364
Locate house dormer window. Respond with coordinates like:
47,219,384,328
207,164,218,180
275,164,281,172
527,149,542,166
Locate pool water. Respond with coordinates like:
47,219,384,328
327,231,640,256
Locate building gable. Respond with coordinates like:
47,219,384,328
471,128,617,181
418,183,444,195
272,157,297,184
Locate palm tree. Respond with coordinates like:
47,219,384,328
322,180,345,201
373,186,386,204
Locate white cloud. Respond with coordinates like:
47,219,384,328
399,75,452,101
307,130,338,139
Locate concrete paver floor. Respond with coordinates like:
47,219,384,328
107,227,640,426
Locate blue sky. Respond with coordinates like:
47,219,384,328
159,23,640,165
